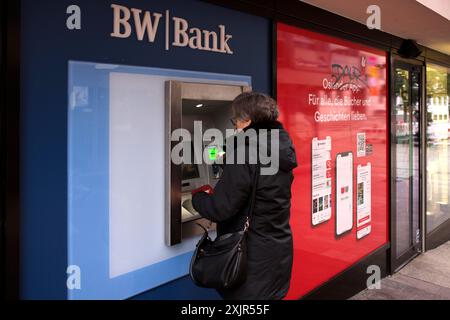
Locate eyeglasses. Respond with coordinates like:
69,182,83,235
230,118,237,126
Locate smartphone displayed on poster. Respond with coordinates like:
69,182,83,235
311,137,332,226
335,152,353,237
357,163,372,239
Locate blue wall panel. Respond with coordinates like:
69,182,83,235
132,276,222,300
21,0,271,299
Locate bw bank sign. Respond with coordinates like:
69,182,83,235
66,4,234,55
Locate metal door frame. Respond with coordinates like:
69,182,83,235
390,55,426,272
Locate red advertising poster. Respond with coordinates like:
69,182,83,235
277,23,389,298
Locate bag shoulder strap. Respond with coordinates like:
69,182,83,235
243,165,260,232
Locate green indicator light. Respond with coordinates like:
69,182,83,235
208,147,218,161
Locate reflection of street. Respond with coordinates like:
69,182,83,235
396,136,450,246
425,64,450,233
427,139,450,232
395,143,419,257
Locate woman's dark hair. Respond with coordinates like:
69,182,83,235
231,92,279,124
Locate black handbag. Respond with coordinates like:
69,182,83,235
189,166,259,289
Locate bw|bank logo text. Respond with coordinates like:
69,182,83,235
111,4,234,55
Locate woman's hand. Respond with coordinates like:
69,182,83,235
191,185,214,197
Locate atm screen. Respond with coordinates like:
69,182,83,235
181,141,200,181
182,163,200,180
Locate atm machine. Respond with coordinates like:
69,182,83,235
165,81,251,246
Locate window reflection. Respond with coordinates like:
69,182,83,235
426,64,450,233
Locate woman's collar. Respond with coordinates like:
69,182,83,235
244,120,283,131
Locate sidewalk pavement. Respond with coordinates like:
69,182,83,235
351,241,450,300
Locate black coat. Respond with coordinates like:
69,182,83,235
192,121,298,300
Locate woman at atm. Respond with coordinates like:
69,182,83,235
192,92,298,300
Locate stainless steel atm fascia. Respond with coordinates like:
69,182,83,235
165,81,252,246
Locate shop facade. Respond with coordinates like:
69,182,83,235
2,0,450,300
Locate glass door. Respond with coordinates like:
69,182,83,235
391,61,422,271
